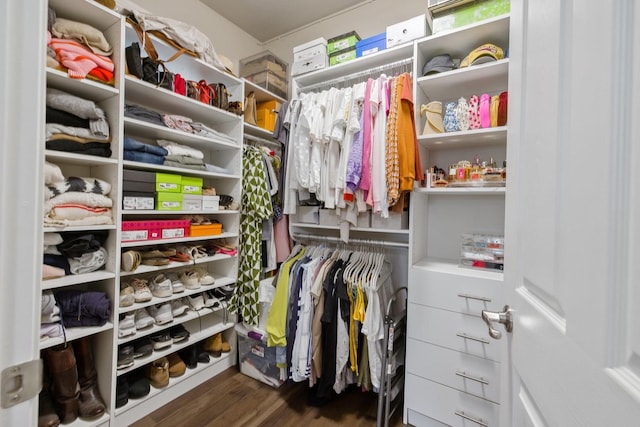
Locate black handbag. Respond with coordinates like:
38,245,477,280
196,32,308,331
142,57,173,91
125,42,143,79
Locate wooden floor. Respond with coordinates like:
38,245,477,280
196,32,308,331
131,366,405,427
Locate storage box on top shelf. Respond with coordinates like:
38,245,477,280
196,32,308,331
292,37,328,76
329,46,357,66
236,324,285,388
430,0,510,34
244,70,288,100
240,51,288,81
356,32,386,58
386,14,432,48
327,31,361,55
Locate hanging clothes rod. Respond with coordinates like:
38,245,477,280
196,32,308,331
243,133,282,150
299,57,414,93
292,231,409,248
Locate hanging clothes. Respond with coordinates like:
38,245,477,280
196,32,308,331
229,146,273,326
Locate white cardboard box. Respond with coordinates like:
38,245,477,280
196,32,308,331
202,195,220,211
293,37,327,62
386,14,431,48
292,54,328,76
183,194,203,211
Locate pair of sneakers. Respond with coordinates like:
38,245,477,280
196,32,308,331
179,268,215,290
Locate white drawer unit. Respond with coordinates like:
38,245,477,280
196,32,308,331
406,373,500,427
407,304,502,362
405,13,510,426
406,339,501,403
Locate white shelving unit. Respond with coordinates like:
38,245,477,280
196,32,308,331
39,1,243,425
405,14,511,427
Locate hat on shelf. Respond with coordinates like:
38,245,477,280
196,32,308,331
422,54,456,76
460,43,504,68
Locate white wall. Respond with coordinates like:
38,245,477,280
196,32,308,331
263,0,426,67
123,0,426,77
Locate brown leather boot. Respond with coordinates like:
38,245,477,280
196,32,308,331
38,366,60,427
73,337,106,419
43,345,79,424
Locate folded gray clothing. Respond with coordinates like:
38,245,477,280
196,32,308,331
46,123,110,141
68,247,107,275
46,88,109,136
205,163,233,175
40,323,64,339
190,122,236,144
164,154,205,166
163,160,206,171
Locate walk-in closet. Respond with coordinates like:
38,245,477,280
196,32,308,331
2,1,640,426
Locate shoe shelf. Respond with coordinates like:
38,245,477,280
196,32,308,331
39,321,114,351
63,411,111,427
122,159,241,180
113,349,235,421
118,304,227,345
116,311,235,375
120,253,237,277
418,126,507,150
121,231,239,248
119,275,236,315
41,271,116,290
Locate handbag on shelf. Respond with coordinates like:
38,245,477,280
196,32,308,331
173,74,186,96
125,42,143,79
186,80,200,100
142,57,173,91
208,83,229,110
198,80,214,105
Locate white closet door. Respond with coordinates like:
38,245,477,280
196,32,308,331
0,0,46,425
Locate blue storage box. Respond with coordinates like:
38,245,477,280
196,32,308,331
356,32,386,58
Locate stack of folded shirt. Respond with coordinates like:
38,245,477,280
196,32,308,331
42,231,109,278
44,171,113,227
46,88,111,157
158,139,206,170
124,136,168,165
40,291,64,340
46,9,115,85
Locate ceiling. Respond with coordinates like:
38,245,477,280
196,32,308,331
200,0,368,42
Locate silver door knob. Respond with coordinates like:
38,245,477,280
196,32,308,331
481,305,513,339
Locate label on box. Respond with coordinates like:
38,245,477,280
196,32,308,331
138,198,154,210
251,345,265,358
334,40,350,50
160,201,180,209
162,228,185,239
363,47,380,56
123,197,136,210
121,230,148,241
183,185,199,193
159,183,179,190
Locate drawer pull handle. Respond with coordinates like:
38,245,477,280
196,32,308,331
455,370,489,385
456,332,490,344
454,410,488,426
458,293,492,302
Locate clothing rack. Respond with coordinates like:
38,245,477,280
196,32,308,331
292,231,409,248
299,57,414,93
243,133,283,151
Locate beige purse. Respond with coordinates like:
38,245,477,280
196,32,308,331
420,101,444,135
244,91,257,125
